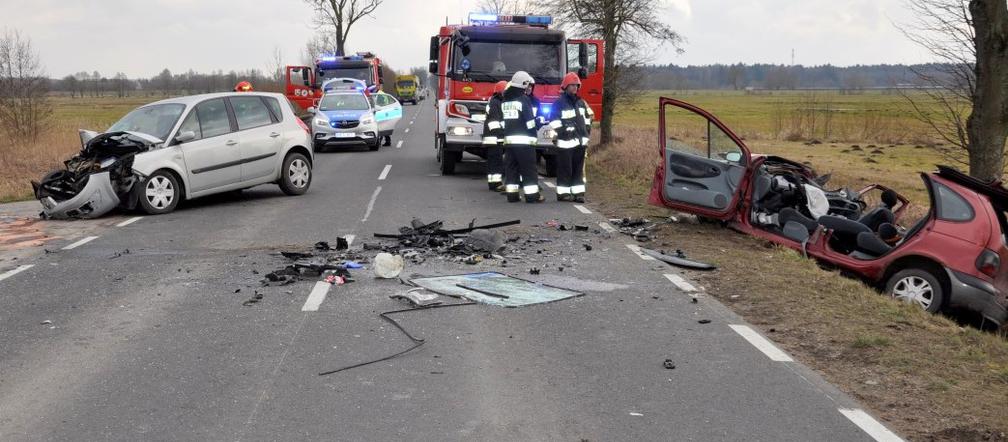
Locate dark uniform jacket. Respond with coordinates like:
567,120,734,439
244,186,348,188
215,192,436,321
500,86,538,146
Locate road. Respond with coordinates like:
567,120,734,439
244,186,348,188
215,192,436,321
0,103,901,441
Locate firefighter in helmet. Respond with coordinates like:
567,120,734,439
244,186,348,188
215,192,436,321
501,71,543,203
549,72,594,202
234,81,253,92
483,81,508,192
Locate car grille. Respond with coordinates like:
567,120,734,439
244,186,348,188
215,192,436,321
331,120,359,129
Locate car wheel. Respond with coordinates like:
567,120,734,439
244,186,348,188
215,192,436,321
139,170,181,215
368,138,381,151
313,141,326,153
280,153,311,195
441,149,460,175
885,268,946,313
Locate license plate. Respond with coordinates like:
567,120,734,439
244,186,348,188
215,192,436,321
333,133,355,138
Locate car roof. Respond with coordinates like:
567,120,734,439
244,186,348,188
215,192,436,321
935,165,1008,206
143,92,287,107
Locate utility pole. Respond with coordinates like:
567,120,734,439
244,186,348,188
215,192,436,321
791,48,795,66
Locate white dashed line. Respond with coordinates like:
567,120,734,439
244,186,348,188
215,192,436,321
344,234,356,247
396,140,403,149
410,120,415,125
405,128,410,133
728,324,793,362
361,186,382,222
116,216,143,227
62,236,99,250
378,164,392,181
301,281,332,311
573,204,591,214
663,273,697,292
838,409,904,442
0,265,34,283
542,181,556,188
599,222,617,233
626,244,656,261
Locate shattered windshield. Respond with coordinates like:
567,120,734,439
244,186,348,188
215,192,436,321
453,41,563,83
108,103,185,142
319,94,370,111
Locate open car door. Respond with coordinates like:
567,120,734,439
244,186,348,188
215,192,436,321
373,92,403,134
567,39,604,120
648,98,752,220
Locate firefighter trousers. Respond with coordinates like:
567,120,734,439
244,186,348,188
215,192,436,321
555,146,586,195
486,144,504,188
504,145,540,202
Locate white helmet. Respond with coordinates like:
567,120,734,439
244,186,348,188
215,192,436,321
510,71,535,89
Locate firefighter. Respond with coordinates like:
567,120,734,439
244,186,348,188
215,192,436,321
482,81,508,192
501,71,543,203
234,81,253,92
549,73,593,202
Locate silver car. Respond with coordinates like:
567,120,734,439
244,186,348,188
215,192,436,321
34,92,314,218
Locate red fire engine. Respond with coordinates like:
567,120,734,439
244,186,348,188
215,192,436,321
428,13,604,175
285,52,384,112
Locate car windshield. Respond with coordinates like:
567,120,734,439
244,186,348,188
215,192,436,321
319,94,370,111
453,41,564,83
318,67,373,86
107,103,185,141
397,81,415,88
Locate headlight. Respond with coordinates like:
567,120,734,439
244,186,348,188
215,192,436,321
314,118,329,127
449,126,473,136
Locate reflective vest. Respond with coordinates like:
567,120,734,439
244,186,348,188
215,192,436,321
500,87,538,146
549,93,592,148
482,95,504,145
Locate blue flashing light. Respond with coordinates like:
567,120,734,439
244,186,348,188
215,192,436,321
540,104,552,117
319,54,337,62
526,15,552,25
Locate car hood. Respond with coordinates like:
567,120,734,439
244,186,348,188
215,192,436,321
319,109,371,121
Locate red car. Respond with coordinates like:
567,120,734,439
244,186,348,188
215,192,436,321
649,97,1008,327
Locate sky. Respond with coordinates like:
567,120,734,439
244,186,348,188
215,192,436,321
0,0,936,79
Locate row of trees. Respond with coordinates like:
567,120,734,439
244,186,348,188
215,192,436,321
638,63,953,91
51,68,284,97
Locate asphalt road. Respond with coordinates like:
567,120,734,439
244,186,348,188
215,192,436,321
0,103,901,441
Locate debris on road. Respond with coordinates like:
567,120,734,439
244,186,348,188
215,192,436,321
640,247,717,271
374,253,404,279
242,291,264,306
663,359,676,369
410,272,583,307
390,288,441,307
697,319,712,324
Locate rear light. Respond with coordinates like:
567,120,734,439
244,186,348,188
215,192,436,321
296,117,311,134
976,249,1001,278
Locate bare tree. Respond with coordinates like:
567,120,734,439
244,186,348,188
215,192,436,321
477,0,529,14
268,46,285,91
303,0,383,56
0,29,51,141
899,0,1008,180
543,0,684,147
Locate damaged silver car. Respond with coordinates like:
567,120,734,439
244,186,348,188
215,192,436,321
33,92,315,219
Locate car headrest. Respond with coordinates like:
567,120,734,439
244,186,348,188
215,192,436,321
878,223,899,241
882,189,899,208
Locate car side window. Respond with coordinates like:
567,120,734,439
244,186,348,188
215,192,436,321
196,98,231,139
230,96,274,130
178,110,201,141
263,97,284,122
935,182,974,221
374,94,388,107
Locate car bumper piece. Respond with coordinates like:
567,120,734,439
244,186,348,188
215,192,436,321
39,172,121,220
947,269,1008,326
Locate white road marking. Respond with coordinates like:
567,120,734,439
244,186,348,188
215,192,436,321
396,140,403,149
599,222,617,233
0,265,34,283
573,204,591,214
626,244,656,261
542,181,556,188
838,409,904,442
116,216,143,227
62,236,99,250
301,281,332,312
405,128,410,133
410,120,415,125
728,325,794,362
378,164,392,180
361,186,382,222
663,273,697,292
344,234,356,247
629,412,643,417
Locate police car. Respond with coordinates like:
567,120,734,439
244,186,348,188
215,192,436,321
308,78,402,151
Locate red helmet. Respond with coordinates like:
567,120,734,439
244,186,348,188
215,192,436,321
493,81,507,95
234,81,253,92
561,72,581,89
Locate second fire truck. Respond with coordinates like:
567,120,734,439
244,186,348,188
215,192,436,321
285,52,384,112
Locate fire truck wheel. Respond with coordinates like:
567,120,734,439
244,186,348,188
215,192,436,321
440,149,460,175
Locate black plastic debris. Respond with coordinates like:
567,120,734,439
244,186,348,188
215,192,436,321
281,251,313,260
529,267,541,275
336,236,350,250
242,292,263,306
109,248,131,259
584,244,593,251
640,247,717,271
314,241,331,251
663,359,676,369
697,319,712,324
371,218,520,260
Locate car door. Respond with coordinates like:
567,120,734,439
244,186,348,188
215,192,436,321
228,95,282,182
373,92,402,134
286,65,318,111
179,98,242,193
651,97,752,220
567,39,604,120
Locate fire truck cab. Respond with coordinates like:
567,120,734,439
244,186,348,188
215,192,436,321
285,52,384,113
429,13,604,175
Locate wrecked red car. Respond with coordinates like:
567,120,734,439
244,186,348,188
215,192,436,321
649,97,1008,327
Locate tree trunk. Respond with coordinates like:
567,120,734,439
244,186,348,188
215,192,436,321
599,33,618,147
967,0,1008,181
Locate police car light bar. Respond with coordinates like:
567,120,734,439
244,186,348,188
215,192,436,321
468,13,552,26
322,78,368,93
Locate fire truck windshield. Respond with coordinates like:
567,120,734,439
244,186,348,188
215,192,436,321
453,41,563,84
317,67,373,86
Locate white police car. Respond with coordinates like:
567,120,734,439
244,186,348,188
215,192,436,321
309,78,402,151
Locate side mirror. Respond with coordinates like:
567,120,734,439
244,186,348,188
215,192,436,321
578,67,588,80
578,42,589,69
725,151,743,163
175,130,197,144
429,36,440,74
306,107,317,114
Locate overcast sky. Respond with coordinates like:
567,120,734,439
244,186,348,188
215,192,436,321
0,0,934,78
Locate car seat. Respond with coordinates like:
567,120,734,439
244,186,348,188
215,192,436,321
857,189,898,231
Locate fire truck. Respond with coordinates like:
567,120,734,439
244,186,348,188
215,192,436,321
285,52,384,112
428,13,604,175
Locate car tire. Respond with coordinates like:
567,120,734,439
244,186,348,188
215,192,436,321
279,152,312,195
885,268,946,313
313,141,326,153
139,170,181,215
368,138,381,151
441,149,460,175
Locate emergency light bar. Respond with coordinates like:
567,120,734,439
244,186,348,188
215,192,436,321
468,13,553,26
322,78,368,93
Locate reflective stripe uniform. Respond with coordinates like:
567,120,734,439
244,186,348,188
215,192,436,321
550,93,592,196
483,95,505,187
501,86,540,201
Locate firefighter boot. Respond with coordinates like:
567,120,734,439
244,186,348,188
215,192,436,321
573,193,585,203
526,192,545,203
507,192,521,203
